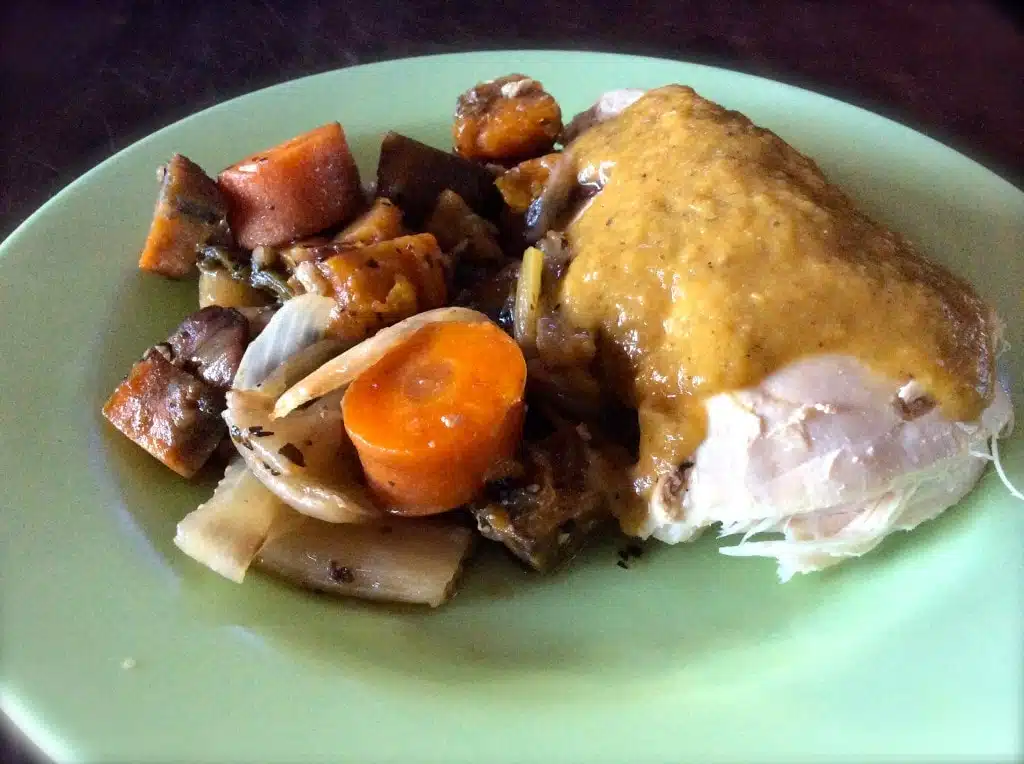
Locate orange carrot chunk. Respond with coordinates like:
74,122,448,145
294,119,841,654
342,321,527,515
217,122,363,249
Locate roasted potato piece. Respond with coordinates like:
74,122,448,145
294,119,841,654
495,153,560,214
333,198,406,246
217,123,363,249
376,132,502,223
453,74,562,163
426,190,504,262
198,268,272,309
138,154,230,278
103,348,225,478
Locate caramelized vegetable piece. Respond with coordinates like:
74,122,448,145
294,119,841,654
166,306,250,389
471,423,626,571
342,321,527,515
103,348,225,478
376,132,503,223
453,75,562,162
333,198,406,246
139,154,229,278
495,153,560,213
217,123,363,249
426,190,504,261
316,233,449,341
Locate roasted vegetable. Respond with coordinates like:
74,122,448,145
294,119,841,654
166,306,250,389
471,423,626,571
174,458,294,582
197,245,295,304
218,123,363,249
257,515,477,607
198,268,272,309
495,153,560,214
316,234,449,342
513,246,544,352
103,347,225,478
376,132,503,223
138,154,230,278
453,75,562,163
342,320,527,514
426,190,504,262
333,198,406,246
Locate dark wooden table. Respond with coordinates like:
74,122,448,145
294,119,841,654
1,1,1020,760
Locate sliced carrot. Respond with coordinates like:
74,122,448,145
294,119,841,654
342,321,527,515
217,123,363,249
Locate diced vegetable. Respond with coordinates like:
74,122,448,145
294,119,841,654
103,347,225,478
333,198,405,245
256,515,476,607
198,268,272,309
426,190,504,262
139,154,230,278
342,321,527,514
376,132,503,223
273,307,490,417
495,153,560,213
217,123,363,249
513,246,544,351
316,234,449,342
166,306,250,388
471,423,626,571
174,458,295,582
453,75,562,162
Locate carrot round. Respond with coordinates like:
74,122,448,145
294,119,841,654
342,321,527,515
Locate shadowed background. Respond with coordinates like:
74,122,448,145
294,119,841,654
1,0,1020,761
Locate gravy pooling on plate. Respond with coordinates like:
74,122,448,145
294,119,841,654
559,85,998,501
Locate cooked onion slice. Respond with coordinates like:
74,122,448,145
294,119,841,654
233,294,337,390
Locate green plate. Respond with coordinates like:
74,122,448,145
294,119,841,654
1,51,1021,763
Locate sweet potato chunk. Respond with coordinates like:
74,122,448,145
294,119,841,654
453,75,562,163
138,154,229,278
495,153,560,214
218,123,363,249
103,348,225,478
333,198,406,246
316,234,448,341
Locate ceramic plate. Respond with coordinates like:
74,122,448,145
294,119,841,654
1,51,1021,763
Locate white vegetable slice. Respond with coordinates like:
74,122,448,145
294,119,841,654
256,516,476,607
173,458,294,583
225,386,380,523
272,306,490,418
233,294,336,390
